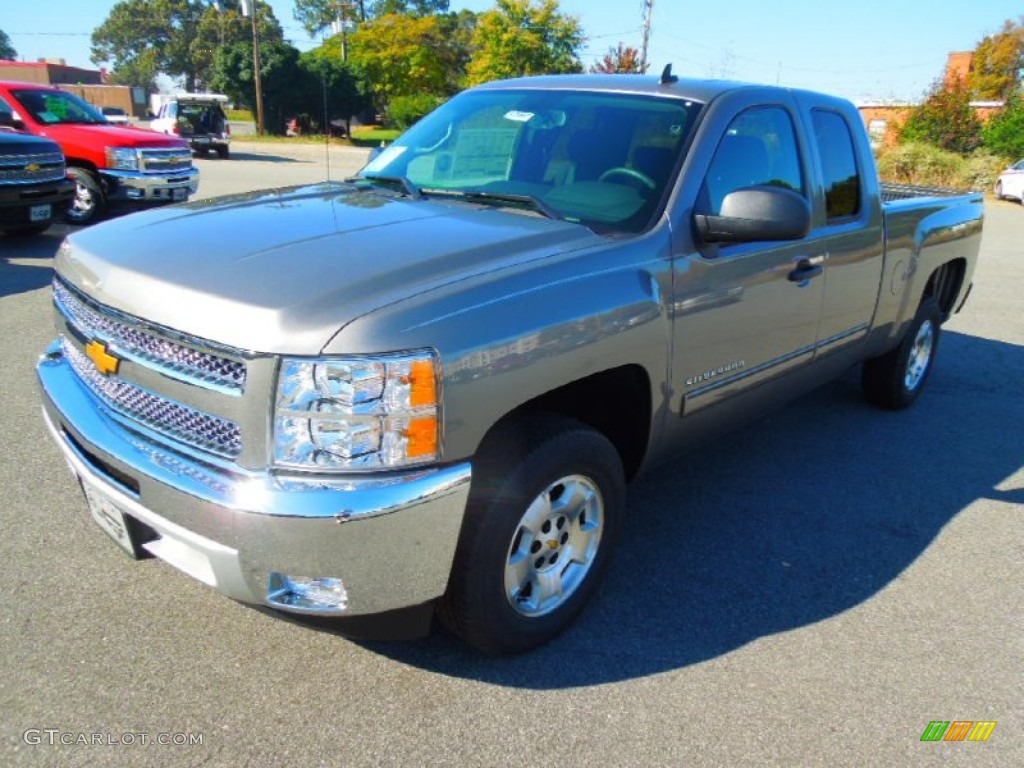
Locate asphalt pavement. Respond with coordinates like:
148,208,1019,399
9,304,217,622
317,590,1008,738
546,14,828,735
0,145,1020,767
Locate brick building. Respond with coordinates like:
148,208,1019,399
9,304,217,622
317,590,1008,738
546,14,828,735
0,59,149,118
856,52,1004,148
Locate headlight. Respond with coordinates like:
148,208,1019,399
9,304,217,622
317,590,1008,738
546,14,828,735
274,351,439,471
104,147,139,171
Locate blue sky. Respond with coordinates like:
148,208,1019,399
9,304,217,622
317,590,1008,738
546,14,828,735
3,1,1021,102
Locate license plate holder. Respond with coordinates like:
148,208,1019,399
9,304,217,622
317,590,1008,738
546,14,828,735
29,204,52,222
172,187,187,201
82,482,141,558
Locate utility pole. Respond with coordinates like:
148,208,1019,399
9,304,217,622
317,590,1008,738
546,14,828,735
640,0,655,73
241,0,264,136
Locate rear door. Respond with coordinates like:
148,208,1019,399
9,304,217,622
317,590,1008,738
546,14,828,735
798,96,884,361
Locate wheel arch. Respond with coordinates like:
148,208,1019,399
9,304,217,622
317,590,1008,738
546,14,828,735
474,364,653,482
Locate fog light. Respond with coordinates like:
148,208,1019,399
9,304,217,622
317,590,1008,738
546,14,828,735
267,574,349,614
126,188,144,200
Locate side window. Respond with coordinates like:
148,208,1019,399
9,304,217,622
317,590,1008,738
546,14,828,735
702,106,804,215
812,110,861,221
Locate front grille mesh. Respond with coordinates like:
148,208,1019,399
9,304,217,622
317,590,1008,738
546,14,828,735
54,279,246,393
63,338,242,459
139,148,193,173
0,151,66,184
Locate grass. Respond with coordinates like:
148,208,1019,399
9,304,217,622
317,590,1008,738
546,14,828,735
226,126,401,148
349,126,401,147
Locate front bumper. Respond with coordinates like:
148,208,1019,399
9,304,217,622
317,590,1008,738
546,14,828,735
0,179,75,226
99,167,200,204
37,339,471,618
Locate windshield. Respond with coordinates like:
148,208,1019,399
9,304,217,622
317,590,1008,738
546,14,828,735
361,88,703,234
11,88,108,125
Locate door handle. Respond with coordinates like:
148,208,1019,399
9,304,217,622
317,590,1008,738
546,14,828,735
788,258,823,283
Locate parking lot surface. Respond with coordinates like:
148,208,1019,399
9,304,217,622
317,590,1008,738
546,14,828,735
1,144,1021,766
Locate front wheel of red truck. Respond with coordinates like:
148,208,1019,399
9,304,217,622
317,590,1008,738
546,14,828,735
440,415,626,655
66,168,106,225
862,297,942,410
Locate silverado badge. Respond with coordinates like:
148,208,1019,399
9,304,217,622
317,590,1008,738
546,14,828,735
85,339,120,376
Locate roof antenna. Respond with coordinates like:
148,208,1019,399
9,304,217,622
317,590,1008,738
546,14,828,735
660,63,678,85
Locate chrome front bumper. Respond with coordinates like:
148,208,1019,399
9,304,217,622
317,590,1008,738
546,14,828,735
37,340,471,617
100,167,200,202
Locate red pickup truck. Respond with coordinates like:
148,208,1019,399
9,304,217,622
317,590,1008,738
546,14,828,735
0,81,199,224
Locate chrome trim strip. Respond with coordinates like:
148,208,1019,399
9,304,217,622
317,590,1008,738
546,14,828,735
687,343,816,398
815,323,870,351
54,277,248,395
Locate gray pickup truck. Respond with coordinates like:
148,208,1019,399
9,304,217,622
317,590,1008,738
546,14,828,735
37,72,983,654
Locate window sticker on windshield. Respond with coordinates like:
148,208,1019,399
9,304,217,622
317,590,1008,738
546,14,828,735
37,111,61,124
362,145,407,173
503,110,535,123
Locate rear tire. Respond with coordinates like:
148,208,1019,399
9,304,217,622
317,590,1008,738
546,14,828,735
862,297,941,410
216,145,229,159
65,168,105,225
439,414,626,654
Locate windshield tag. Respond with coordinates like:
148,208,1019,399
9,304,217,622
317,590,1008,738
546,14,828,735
503,110,535,123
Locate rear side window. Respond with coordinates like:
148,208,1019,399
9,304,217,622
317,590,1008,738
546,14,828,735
812,110,861,221
702,106,805,215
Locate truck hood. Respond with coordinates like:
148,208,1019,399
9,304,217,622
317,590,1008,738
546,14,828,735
58,182,601,354
35,123,187,149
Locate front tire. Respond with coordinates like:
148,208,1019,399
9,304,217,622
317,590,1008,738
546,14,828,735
862,297,942,410
439,415,626,654
65,168,105,225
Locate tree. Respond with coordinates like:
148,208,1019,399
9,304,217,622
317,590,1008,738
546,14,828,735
211,40,304,133
465,0,584,86
298,47,370,135
0,29,17,60
292,1,449,36
900,80,982,155
347,13,458,109
982,92,1024,158
967,18,1024,101
91,0,282,91
590,43,647,74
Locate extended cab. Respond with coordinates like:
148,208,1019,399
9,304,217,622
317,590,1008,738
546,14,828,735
0,127,74,236
151,94,231,159
0,81,198,224
37,73,983,654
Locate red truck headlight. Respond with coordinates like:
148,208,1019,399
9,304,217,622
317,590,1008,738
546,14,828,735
273,352,439,471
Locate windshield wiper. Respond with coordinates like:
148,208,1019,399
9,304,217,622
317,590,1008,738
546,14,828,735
421,189,561,221
347,174,422,198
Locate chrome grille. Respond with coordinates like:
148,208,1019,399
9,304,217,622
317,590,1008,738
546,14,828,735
63,338,242,459
0,151,66,184
140,148,193,174
53,278,246,394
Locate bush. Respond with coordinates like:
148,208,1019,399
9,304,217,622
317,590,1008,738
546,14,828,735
981,92,1024,159
899,81,982,155
875,143,1004,192
385,94,443,130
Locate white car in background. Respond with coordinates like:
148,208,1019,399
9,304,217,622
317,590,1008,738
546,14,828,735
994,159,1024,203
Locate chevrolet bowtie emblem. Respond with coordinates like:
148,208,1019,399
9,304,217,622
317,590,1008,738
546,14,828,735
25,163,40,172
85,339,120,376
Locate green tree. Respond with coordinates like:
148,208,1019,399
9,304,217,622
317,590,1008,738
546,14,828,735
347,13,457,109
91,0,282,91
465,0,584,86
900,80,982,155
982,92,1024,158
299,47,370,135
590,43,647,74
0,29,17,60
967,18,1024,101
292,1,449,36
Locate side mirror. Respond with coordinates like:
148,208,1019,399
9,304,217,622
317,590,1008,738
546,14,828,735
695,186,811,244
